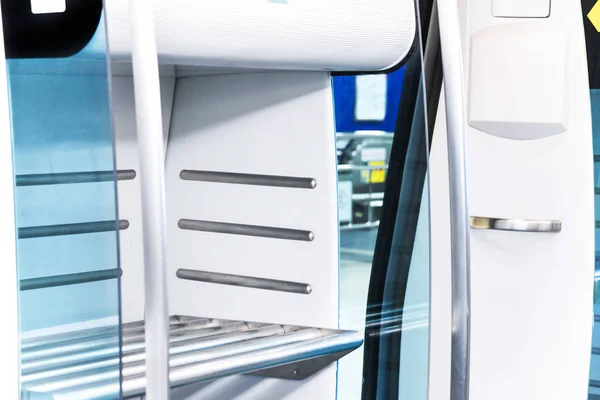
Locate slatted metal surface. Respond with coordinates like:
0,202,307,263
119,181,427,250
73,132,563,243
21,315,362,399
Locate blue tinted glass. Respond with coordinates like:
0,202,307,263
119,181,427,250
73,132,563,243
590,90,600,397
4,13,123,398
334,71,430,400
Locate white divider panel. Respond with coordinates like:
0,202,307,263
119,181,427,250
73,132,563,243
104,0,415,71
111,73,175,323
165,71,339,399
429,0,594,399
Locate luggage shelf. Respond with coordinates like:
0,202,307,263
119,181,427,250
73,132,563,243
21,315,362,399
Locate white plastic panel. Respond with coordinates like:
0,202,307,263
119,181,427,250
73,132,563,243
164,71,339,399
429,1,594,399
105,0,415,71
468,24,570,140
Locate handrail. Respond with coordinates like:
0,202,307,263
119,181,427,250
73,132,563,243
470,217,562,233
128,0,170,397
436,1,471,400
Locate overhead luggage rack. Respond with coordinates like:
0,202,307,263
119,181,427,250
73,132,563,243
21,315,362,399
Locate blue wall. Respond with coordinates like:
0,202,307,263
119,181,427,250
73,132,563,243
332,67,406,133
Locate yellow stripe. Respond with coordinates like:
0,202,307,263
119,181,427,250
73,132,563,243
589,0,600,32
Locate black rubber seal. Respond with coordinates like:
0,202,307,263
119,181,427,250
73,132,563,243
360,0,438,398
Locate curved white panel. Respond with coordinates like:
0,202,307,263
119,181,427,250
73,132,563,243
105,0,415,71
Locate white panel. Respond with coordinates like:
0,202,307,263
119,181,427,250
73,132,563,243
104,0,415,71
428,94,452,400
493,0,551,18
112,76,176,323
430,0,594,399
468,24,570,140
165,72,338,399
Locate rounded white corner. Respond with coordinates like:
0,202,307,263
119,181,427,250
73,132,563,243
380,9,417,72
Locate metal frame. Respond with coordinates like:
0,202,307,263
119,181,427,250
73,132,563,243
437,0,471,399
128,0,170,397
20,316,363,399
470,217,562,233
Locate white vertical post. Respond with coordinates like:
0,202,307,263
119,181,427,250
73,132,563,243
128,0,170,399
436,0,471,400
0,8,21,400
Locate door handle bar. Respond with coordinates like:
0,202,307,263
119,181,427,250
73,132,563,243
470,217,562,233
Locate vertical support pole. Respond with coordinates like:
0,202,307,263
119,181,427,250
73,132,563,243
128,0,170,398
436,0,471,399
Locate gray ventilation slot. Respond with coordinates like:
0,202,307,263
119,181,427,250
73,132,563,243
177,269,312,295
21,315,362,399
16,170,136,186
20,269,122,291
19,220,129,239
180,170,316,189
178,219,314,242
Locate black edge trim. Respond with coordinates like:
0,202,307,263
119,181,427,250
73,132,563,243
1,0,103,59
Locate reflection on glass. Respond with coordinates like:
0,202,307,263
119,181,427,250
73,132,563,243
4,16,123,398
589,90,600,397
334,64,431,399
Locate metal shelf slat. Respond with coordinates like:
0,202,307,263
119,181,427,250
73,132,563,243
21,315,362,399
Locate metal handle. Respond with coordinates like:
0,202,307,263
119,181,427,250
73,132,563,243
437,1,471,400
470,217,562,233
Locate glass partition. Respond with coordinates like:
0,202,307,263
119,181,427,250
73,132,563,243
0,9,123,397
583,1,600,397
335,0,437,397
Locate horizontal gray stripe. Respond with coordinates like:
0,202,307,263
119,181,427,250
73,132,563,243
180,170,316,189
16,170,136,186
21,269,122,291
19,220,129,239
177,269,311,295
178,219,313,242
